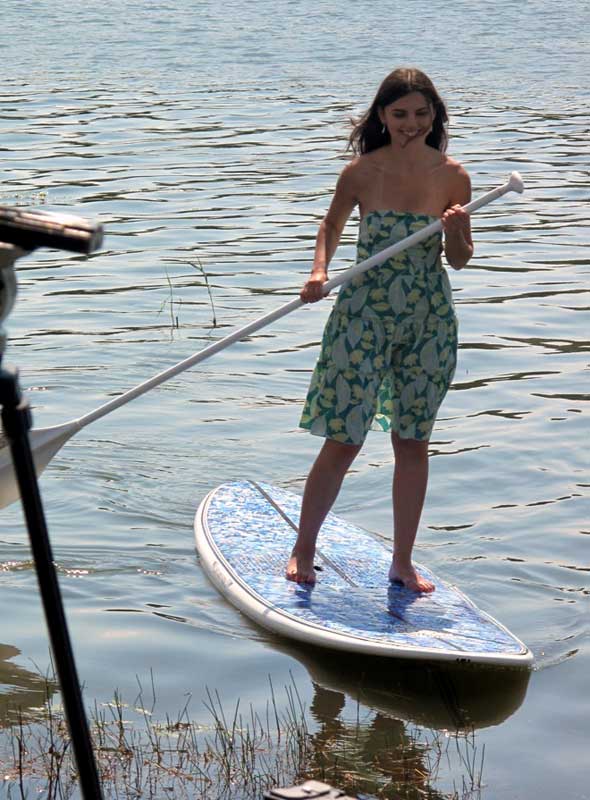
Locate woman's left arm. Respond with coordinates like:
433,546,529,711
442,167,474,270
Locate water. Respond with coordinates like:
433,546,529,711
1,0,589,796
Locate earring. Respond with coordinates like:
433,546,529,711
381,124,386,134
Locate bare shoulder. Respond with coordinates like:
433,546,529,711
322,157,364,224
441,156,471,205
337,155,370,186
338,152,382,195
331,155,372,205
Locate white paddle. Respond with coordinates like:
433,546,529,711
0,171,524,508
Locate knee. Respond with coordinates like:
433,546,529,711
391,433,429,463
319,439,362,471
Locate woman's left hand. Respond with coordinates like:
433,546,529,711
441,204,470,236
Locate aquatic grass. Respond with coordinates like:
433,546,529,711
156,258,217,335
0,676,311,800
157,267,181,332
189,258,217,328
0,675,484,800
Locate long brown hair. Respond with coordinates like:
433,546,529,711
349,67,448,155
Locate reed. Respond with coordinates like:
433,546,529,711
157,258,217,334
189,258,217,328
158,266,181,331
0,675,484,800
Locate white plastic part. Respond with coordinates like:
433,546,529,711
508,171,525,193
0,422,78,508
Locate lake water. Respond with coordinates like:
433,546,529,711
1,1,589,797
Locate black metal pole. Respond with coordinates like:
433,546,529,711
0,366,103,800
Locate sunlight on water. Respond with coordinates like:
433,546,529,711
1,1,589,798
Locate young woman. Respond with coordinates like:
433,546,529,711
287,67,473,592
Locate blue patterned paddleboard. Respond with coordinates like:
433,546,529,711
195,481,533,666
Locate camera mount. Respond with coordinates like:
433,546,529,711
0,210,104,800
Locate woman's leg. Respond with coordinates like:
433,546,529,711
389,432,434,592
287,438,362,584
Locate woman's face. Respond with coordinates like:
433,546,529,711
380,91,434,148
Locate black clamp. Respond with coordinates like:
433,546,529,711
0,366,32,440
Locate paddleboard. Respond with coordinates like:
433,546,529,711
195,480,533,667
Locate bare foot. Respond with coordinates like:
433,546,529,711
389,559,435,593
286,549,317,585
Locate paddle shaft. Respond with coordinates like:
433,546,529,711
74,173,523,431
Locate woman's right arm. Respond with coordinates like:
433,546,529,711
300,164,358,303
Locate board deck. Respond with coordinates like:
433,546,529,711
195,480,533,667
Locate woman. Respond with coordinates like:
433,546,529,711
287,67,473,592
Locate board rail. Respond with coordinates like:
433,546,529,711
195,481,533,667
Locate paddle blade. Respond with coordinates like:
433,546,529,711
0,423,75,509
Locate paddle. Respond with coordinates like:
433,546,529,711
0,171,524,508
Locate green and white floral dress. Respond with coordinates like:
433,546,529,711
299,210,458,445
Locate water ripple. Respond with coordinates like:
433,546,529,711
1,4,589,796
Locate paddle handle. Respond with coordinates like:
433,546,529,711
322,170,523,293
77,172,524,429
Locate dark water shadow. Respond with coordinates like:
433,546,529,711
0,644,58,727
271,638,530,731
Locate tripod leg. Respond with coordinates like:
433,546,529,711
0,367,103,800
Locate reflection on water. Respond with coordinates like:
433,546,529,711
307,686,478,800
274,641,530,731
0,644,58,726
291,647,529,798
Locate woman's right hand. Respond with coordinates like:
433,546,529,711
300,272,328,303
